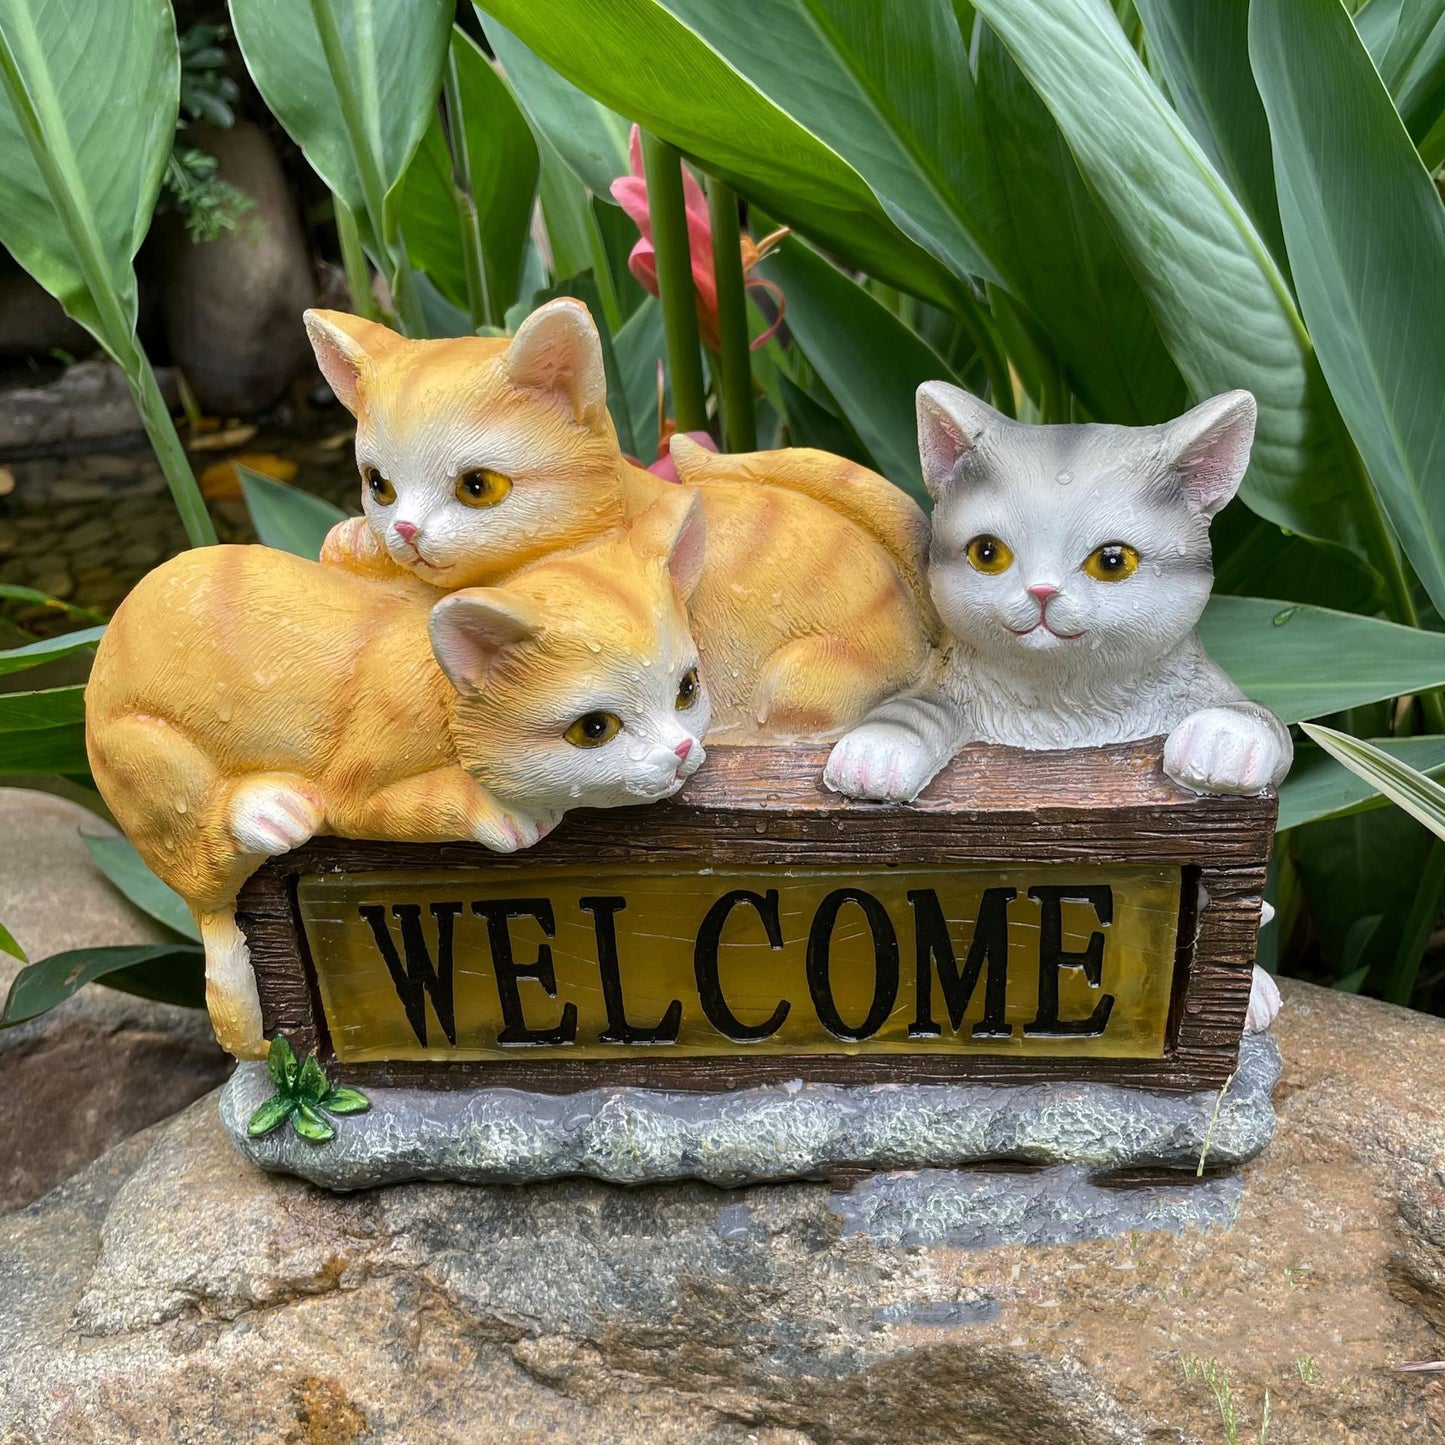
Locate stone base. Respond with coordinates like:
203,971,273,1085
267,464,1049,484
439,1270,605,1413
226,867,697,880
220,1032,1280,1195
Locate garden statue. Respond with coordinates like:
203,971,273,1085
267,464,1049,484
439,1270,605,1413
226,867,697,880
303,299,941,740
84,492,710,1058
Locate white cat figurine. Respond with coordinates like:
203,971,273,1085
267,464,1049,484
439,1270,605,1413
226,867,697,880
824,383,1290,1033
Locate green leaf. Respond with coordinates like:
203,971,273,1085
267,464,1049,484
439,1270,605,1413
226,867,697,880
612,297,667,464
0,0,177,348
0,685,85,732
291,1103,336,1143
1302,724,1445,843
0,626,104,678
0,585,105,624
0,943,202,1028
267,1033,299,1092
759,236,956,506
81,835,199,942
229,0,451,247
238,466,348,561
777,373,873,469
971,0,1381,563
975,27,1185,425
1356,0,1445,166
1278,735,1445,832
1199,596,1445,724
474,0,958,308
652,0,1009,290
401,27,539,324
297,1053,329,1106
0,919,25,963
483,17,630,197
247,1095,297,1137
1250,0,1445,623
321,1085,371,1115
1132,0,1287,264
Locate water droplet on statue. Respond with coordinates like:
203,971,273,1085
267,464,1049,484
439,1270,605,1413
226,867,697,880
587,640,601,653
174,798,187,814
1056,470,1073,486
217,703,233,723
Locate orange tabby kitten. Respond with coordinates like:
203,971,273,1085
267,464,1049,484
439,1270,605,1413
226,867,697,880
85,497,708,1057
305,299,941,741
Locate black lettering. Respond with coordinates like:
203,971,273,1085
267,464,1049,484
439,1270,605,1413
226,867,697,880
359,901,460,1049
908,887,1014,1039
1023,885,1116,1037
806,888,899,1042
471,898,577,1046
581,895,682,1044
693,889,789,1041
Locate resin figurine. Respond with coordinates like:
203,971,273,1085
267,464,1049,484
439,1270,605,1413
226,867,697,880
84,495,709,1058
303,299,940,741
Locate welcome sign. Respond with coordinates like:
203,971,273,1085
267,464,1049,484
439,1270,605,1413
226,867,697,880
237,743,1275,1094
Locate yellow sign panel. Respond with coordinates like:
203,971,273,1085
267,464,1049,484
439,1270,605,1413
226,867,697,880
297,865,1183,1064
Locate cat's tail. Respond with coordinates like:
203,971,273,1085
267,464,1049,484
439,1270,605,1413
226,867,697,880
668,435,942,643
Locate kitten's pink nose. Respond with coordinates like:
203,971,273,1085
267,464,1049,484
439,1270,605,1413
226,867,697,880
674,739,693,761
1027,583,1059,602
394,520,420,542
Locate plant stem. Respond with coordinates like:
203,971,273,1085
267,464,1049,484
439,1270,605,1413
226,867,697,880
441,50,492,329
706,178,755,453
334,197,379,320
307,0,425,336
1386,835,1445,1005
949,281,1014,418
0,20,215,548
640,132,708,433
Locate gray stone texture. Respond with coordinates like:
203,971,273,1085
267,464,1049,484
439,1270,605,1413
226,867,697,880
1,983,1444,1442
221,1033,1280,1193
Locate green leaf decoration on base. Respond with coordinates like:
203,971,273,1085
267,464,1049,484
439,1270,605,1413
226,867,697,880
247,1035,371,1144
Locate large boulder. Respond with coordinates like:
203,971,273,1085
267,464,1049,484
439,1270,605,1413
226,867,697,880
156,122,316,416
1,981,1443,1441
0,788,230,1213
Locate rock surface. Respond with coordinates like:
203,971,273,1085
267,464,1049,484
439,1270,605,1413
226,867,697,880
0,361,178,455
220,1033,1280,1192
3,981,1444,1441
0,788,230,1213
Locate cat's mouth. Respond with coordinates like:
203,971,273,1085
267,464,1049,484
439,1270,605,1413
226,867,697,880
1007,619,1085,641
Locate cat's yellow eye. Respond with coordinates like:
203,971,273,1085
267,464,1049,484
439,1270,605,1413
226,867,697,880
1082,542,1141,582
565,711,622,748
965,534,1013,575
455,468,513,509
364,468,396,506
676,666,700,711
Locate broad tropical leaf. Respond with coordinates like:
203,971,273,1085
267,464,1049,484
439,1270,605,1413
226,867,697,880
971,0,1380,565
82,835,199,942
1355,0,1445,167
0,626,104,678
1,942,204,1027
0,685,88,776
1279,734,1445,832
761,236,957,505
238,467,349,561
402,27,539,326
474,0,959,308
1302,724,1445,843
0,0,177,347
483,17,630,197
1199,596,1445,723
1251,0,1445,621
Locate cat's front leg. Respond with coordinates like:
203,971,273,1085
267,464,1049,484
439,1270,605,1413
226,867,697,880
1164,703,1292,796
471,804,565,853
824,691,963,803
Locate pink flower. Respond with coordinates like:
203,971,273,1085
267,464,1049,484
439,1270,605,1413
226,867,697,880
611,126,786,356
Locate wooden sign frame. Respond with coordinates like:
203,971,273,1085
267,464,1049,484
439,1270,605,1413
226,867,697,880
236,741,1276,1095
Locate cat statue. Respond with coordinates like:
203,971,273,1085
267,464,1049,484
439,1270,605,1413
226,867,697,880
302,299,940,742
823,382,1291,1032
85,495,709,1059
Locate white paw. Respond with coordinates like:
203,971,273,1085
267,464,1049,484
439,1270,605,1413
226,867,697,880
824,724,939,803
229,783,321,857
1164,708,1281,795
1245,964,1281,1034
475,807,564,853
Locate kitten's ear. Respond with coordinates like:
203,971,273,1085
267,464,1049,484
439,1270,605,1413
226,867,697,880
1164,390,1257,518
429,589,543,695
303,309,402,415
631,490,707,600
503,298,608,426
916,381,1006,499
